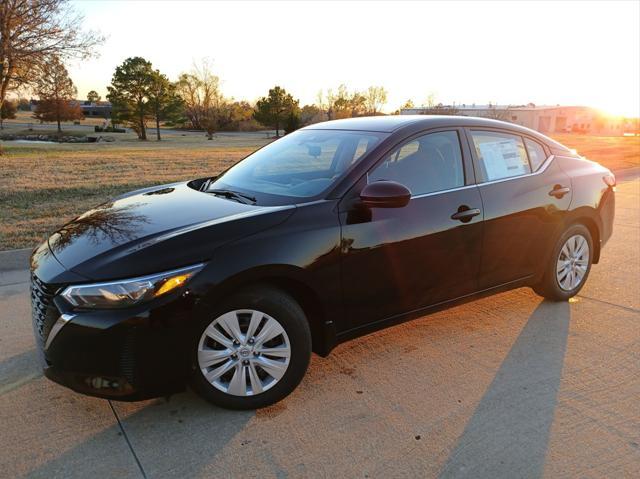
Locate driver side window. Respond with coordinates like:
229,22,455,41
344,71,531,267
368,131,465,196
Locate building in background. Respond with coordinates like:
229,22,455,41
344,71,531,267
78,101,112,118
30,99,112,118
400,104,637,136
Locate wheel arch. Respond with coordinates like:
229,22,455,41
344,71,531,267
565,210,602,264
201,265,334,356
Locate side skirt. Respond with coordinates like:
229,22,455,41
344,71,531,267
326,276,533,352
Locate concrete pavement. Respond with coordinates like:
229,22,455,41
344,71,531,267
1,180,638,478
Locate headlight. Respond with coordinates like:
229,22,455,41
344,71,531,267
61,264,205,309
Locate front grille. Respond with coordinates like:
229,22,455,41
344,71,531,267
31,275,61,345
120,328,137,386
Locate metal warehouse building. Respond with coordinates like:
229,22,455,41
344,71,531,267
401,105,635,136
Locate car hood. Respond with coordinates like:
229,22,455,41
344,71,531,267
47,181,295,280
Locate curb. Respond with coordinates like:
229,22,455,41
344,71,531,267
0,247,32,272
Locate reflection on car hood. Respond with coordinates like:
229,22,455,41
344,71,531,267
48,182,294,280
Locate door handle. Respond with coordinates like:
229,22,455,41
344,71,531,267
451,207,481,222
549,185,571,198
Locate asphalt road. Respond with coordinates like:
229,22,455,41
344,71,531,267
1,180,638,479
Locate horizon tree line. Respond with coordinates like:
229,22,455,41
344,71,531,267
104,56,393,140
0,0,469,140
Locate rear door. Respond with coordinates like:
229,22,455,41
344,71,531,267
466,129,572,289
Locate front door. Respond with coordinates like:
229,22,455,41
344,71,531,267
339,130,484,330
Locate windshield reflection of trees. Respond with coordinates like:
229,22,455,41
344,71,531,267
50,202,150,251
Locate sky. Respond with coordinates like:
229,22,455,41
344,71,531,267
68,0,640,117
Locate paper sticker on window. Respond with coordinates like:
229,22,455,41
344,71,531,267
478,140,528,180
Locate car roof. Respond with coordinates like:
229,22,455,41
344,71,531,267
303,115,571,153
303,115,426,132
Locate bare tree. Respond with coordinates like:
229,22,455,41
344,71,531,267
0,0,103,116
365,86,387,115
323,84,368,119
176,60,226,138
419,103,460,116
484,102,511,121
316,89,331,121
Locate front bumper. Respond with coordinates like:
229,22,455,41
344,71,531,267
34,283,196,401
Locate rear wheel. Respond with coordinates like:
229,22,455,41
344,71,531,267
533,224,593,301
190,286,311,409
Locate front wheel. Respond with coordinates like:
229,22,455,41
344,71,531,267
190,286,311,410
533,224,593,301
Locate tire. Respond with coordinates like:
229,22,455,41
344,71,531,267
533,223,593,301
190,286,311,410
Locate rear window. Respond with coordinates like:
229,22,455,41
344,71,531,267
524,138,547,171
471,131,531,182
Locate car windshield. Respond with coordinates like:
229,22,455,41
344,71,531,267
208,129,386,200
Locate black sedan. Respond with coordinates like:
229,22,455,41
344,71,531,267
30,116,616,409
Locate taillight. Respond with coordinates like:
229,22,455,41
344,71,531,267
603,173,616,189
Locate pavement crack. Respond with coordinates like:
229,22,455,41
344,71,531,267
576,294,640,313
0,280,30,288
108,400,148,479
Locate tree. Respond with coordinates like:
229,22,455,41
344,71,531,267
392,99,415,114
484,102,510,121
316,89,331,120
212,100,257,131
87,90,101,103
329,84,350,119
284,110,301,134
419,103,460,116
416,94,459,115
17,98,31,111
33,98,83,129
0,0,102,121
148,70,183,140
401,99,415,110
365,86,387,115
300,104,322,125
175,61,228,138
33,56,82,132
0,98,17,128
321,84,369,120
253,86,299,137
107,57,155,140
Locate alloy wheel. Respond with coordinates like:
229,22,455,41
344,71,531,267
197,309,291,396
556,234,590,291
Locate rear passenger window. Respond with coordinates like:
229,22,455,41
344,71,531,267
524,138,547,171
471,131,531,182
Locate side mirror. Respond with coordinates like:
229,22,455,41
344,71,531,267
360,181,411,208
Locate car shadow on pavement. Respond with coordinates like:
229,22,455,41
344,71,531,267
438,300,570,479
24,391,253,479
0,349,41,396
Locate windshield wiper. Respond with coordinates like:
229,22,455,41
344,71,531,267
208,189,257,204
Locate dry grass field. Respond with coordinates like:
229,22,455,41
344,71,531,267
0,131,271,249
0,129,638,250
552,133,640,171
